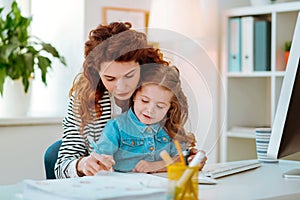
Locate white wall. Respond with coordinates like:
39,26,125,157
0,123,62,185
29,0,85,117
84,0,152,39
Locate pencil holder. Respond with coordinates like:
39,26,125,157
167,163,199,200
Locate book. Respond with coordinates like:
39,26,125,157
228,17,242,72
241,16,255,73
254,20,271,71
22,172,167,200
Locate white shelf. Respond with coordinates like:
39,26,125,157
224,2,300,16
227,71,286,77
221,2,300,162
227,126,257,139
0,116,63,127
227,131,256,139
274,71,286,77
227,72,272,77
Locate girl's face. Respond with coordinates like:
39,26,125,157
100,61,140,100
133,84,173,125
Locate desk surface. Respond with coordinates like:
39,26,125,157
200,160,300,199
1,160,300,200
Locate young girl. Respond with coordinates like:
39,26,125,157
95,64,195,173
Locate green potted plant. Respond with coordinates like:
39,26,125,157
284,41,292,65
0,1,66,96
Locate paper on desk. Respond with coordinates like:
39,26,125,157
22,172,167,200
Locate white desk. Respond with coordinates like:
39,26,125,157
1,160,300,200
199,160,300,200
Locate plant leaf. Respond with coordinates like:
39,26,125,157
41,42,66,65
37,56,51,84
41,42,60,57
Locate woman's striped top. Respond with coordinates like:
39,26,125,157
54,90,111,178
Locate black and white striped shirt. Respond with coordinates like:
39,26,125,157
54,90,111,178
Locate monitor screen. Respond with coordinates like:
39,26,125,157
267,12,300,160
276,59,300,158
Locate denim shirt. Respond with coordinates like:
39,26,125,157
96,108,178,172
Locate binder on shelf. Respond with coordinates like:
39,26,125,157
228,17,241,72
241,16,255,73
254,20,271,71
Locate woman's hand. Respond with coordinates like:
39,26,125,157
77,152,115,176
198,155,207,171
188,148,207,171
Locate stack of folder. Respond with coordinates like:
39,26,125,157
228,16,271,73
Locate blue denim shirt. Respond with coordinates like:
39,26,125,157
96,108,178,172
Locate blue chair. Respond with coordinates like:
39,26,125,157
44,140,62,179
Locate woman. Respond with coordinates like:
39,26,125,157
54,22,169,178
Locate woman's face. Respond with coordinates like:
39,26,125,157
133,84,172,125
100,61,140,100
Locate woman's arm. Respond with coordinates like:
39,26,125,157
54,95,88,178
54,92,111,178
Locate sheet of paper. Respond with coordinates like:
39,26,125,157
22,172,167,200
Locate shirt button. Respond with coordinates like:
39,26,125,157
163,137,167,141
146,127,151,131
131,141,135,145
150,147,154,151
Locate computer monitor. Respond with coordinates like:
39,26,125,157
267,12,300,178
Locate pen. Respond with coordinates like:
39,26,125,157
88,137,100,154
174,140,185,165
182,149,190,166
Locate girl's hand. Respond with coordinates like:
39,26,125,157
77,152,115,176
132,160,166,173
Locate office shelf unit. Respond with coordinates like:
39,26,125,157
220,2,300,162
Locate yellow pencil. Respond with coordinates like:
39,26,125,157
174,140,185,165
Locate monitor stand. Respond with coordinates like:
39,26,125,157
283,168,300,179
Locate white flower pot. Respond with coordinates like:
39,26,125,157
0,77,32,117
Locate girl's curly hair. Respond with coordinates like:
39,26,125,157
132,64,195,146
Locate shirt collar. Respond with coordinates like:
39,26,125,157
127,108,161,133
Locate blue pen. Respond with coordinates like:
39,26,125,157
88,137,100,154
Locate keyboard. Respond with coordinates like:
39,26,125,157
202,159,261,179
